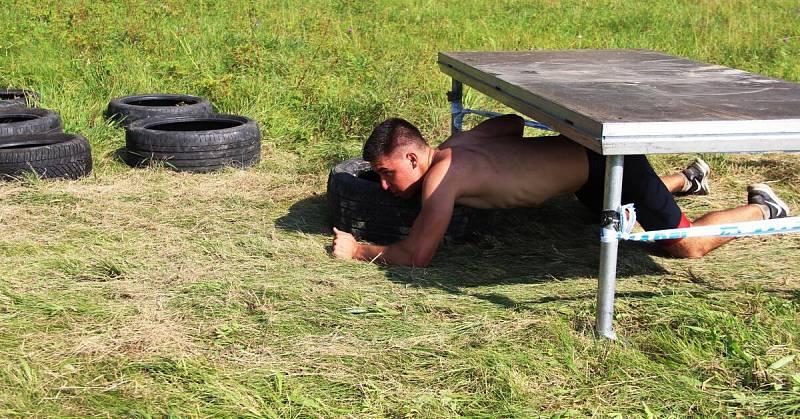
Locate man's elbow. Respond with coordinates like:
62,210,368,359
410,250,434,268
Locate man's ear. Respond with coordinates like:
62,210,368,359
406,151,418,169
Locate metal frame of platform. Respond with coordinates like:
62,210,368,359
438,49,800,339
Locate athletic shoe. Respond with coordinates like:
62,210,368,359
748,183,790,219
677,157,710,196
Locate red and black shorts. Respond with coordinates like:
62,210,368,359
575,149,691,245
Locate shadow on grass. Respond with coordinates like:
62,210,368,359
276,194,669,294
274,194,332,235
111,147,128,164
469,290,666,310
111,146,144,169
378,197,668,304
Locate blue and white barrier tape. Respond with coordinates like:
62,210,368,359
450,102,552,131
601,204,800,242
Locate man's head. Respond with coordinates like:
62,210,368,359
362,118,430,198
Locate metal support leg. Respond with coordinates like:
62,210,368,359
596,155,624,340
447,79,463,134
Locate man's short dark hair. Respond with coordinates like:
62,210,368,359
363,118,426,163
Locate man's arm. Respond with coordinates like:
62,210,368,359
332,163,457,267
469,114,524,138
332,228,416,266
333,197,451,266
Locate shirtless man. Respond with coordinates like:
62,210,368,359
332,115,791,266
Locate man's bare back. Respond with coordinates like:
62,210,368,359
434,133,590,209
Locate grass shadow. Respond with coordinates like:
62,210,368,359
278,194,670,300
111,146,129,164
274,194,332,236
381,195,668,289
468,290,665,310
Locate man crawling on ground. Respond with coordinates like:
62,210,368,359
332,115,791,266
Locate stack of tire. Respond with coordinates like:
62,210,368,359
0,89,92,180
107,94,261,173
327,158,491,244
0,89,40,108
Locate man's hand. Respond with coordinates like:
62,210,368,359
332,227,358,260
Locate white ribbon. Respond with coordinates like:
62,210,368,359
600,203,637,243
601,204,800,242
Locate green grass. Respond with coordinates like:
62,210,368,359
1,0,800,416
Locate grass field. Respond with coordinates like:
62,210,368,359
1,0,800,416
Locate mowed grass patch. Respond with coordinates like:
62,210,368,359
2,0,800,416
1,151,798,416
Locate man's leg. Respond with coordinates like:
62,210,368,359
621,156,781,259
660,158,710,195
663,183,790,258
661,173,687,194
662,205,762,258
582,154,792,260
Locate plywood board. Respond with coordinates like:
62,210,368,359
438,50,800,154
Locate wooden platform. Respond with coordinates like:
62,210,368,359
438,50,800,155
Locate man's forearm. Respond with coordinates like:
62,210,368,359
353,243,387,262
354,242,415,266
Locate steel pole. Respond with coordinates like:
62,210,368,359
596,155,624,340
447,79,463,134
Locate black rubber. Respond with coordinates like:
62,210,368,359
0,89,40,108
106,93,214,126
126,140,260,160
0,133,92,180
327,158,490,244
124,147,260,168
123,152,260,173
126,135,259,154
124,114,261,172
0,107,62,138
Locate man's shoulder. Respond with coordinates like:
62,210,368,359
423,149,465,196
427,148,454,176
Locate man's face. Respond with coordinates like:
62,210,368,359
371,149,423,199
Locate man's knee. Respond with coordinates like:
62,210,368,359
662,239,707,259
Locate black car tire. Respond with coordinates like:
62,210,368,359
0,89,40,108
124,114,261,172
126,140,260,160
106,93,214,126
327,158,490,244
124,153,260,173
0,133,92,180
0,107,62,138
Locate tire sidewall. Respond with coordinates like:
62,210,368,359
123,114,261,172
126,114,260,149
0,133,92,180
0,89,40,108
0,107,63,138
106,93,213,125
